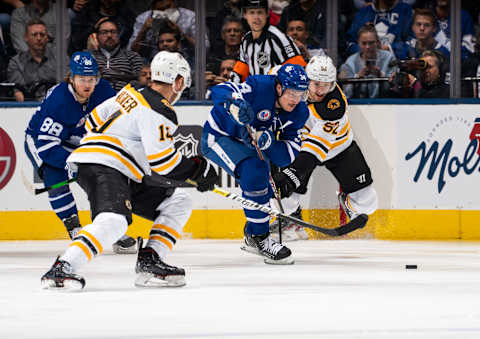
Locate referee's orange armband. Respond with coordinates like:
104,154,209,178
232,61,250,82
283,55,307,68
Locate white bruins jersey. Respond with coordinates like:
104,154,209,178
68,84,184,182
302,84,353,162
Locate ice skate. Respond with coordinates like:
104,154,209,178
135,239,185,287
337,192,360,221
270,207,308,242
41,257,85,291
112,235,137,254
241,224,294,265
62,215,82,240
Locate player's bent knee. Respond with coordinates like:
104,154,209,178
90,212,129,245
238,157,269,188
349,186,378,215
157,189,193,227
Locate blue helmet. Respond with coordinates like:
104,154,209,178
276,64,309,92
70,51,99,76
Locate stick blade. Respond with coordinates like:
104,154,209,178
335,214,369,236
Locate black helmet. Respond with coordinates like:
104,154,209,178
241,0,268,10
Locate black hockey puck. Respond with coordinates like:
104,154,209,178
405,265,417,269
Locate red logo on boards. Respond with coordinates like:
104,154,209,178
0,127,16,190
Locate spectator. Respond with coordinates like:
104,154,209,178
70,0,134,54
211,0,243,50
405,8,450,59
149,21,194,99
210,16,244,61
153,21,193,65
89,18,143,92
137,63,151,87
231,0,306,83
128,0,209,59
10,0,71,54
346,0,413,59
7,19,65,101
206,58,236,91
433,0,476,60
354,0,418,9
278,0,326,49
389,49,449,98
339,24,396,98
0,0,24,34
286,17,326,61
461,33,480,98
0,23,13,99
269,0,289,26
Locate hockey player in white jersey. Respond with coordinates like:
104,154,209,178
272,55,378,240
40,51,218,290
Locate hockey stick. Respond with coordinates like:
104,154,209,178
22,168,367,236
21,168,77,195
187,179,368,237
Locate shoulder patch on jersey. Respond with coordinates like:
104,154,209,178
141,87,178,125
257,109,271,121
327,99,340,110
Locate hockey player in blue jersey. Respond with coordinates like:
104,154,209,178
24,52,132,247
201,63,309,264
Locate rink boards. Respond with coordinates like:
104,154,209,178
1,103,479,240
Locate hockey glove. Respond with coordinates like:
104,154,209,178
224,97,254,125
255,129,274,151
65,162,78,180
190,157,218,192
272,167,301,198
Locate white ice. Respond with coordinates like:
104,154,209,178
1,239,480,339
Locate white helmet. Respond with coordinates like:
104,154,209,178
150,51,191,104
306,55,337,85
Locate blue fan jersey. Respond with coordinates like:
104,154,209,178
204,75,309,167
25,79,116,169
346,2,413,58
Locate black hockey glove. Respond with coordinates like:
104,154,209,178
272,167,301,198
190,157,218,192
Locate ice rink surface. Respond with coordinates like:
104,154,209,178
1,239,480,339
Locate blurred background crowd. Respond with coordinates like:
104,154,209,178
0,0,479,102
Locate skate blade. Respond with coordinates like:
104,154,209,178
134,273,185,288
264,256,295,265
240,245,295,265
112,244,137,254
41,278,85,291
240,244,261,256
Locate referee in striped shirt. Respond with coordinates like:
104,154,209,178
231,0,307,83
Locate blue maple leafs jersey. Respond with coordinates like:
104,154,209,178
25,78,116,169
204,75,309,167
346,2,413,58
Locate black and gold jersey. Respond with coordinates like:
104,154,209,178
302,84,353,162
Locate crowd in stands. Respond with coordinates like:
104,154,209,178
0,0,480,102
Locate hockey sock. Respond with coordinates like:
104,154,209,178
238,157,271,235
61,212,128,271
146,189,192,259
48,186,78,222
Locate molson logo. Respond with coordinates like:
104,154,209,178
0,127,16,190
405,116,480,193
